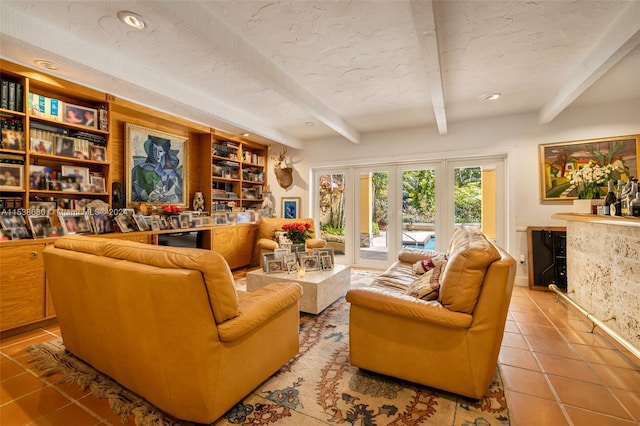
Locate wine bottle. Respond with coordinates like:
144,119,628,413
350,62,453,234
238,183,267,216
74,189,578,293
612,179,623,216
631,183,640,217
603,180,616,215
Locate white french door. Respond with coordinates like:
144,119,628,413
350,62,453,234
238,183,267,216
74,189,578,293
311,154,508,268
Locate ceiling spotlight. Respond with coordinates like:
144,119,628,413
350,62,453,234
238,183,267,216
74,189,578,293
482,92,502,101
305,121,316,126
241,133,250,137
34,59,59,70
117,11,148,30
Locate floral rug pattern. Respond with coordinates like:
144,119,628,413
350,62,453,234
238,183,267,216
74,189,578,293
27,270,511,426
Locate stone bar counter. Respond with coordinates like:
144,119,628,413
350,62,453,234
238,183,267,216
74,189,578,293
551,213,640,349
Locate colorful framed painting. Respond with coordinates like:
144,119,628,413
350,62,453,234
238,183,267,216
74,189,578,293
539,134,639,202
282,197,300,219
125,123,188,208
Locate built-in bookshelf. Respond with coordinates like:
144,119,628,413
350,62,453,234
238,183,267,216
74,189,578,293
0,60,110,220
208,135,267,212
0,69,27,210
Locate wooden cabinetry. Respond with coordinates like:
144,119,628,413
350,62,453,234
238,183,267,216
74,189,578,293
204,133,267,212
0,241,48,331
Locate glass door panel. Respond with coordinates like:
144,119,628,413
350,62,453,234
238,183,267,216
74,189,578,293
447,157,505,248
355,168,392,267
317,171,347,264
401,166,437,251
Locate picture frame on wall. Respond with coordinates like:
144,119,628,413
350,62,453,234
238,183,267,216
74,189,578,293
282,197,300,219
125,123,188,208
539,134,639,202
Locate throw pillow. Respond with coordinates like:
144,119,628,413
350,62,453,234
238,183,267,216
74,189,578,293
412,252,448,274
405,262,446,300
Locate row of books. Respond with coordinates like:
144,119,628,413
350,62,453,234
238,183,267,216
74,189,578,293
30,121,107,145
0,152,24,164
0,79,24,112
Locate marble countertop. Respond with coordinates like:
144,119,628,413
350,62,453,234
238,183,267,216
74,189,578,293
552,213,640,228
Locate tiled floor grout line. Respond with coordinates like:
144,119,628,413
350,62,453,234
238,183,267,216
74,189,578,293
1,344,109,425
519,289,639,424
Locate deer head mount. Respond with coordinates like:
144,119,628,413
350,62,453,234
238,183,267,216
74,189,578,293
271,147,293,189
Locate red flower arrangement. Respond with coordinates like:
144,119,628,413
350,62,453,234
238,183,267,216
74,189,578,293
161,204,182,214
281,222,313,244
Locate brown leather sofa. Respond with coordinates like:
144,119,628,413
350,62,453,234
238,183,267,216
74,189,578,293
346,226,516,399
253,217,326,266
44,235,303,424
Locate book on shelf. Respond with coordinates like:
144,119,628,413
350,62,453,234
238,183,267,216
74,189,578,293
7,82,15,111
0,80,8,110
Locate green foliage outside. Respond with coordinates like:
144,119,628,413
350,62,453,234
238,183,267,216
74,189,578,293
319,167,483,236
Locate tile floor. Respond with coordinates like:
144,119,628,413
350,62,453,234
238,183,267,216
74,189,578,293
1,284,639,425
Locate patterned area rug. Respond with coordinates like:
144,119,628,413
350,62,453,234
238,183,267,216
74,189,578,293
27,270,512,426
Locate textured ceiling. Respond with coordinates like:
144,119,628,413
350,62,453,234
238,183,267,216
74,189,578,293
1,1,639,148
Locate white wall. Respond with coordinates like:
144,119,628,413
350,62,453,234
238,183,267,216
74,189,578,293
265,98,640,284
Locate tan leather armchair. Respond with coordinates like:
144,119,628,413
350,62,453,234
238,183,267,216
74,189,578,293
253,217,326,266
44,235,303,424
346,227,516,399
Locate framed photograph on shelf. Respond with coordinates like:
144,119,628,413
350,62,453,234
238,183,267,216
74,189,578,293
0,163,23,190
1,128,24,151
55,136,76,157
281,197,300,219
61,165,90,185
125,123,188,208
115,215,137,233
59,214,92,235
213,213,227,225
91,214,114,234
299,254,320,271
286,261,299,274
0,214,29,240
265,259,285,274
314,248,335,264
29,165,52,190
30,137,53,154
27,215,52,239
91,176,106,193
63,103,98,129
320,254,333,270
133,214,150,231
262,252,276,271
539,134,639,202
90,145,107,162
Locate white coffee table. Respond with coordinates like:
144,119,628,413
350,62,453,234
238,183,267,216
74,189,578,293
246,264,351,314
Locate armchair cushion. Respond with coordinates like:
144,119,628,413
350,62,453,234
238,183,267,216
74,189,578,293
437,227,500,314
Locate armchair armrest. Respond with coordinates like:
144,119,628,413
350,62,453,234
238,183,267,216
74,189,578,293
257,238,279,251
306,238,327,249
346,287,472,329
218,282,303,341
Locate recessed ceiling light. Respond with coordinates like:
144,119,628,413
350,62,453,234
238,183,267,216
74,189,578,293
305,121,316,126
117,11,148,30
34,59,59,70
482,92,502,101
241,132,250,137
